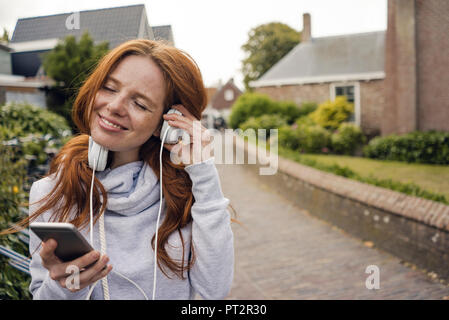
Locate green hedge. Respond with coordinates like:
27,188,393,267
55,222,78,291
0,102,73,299
279,146,448,205
239,114,287,140
363,131,449,165
0,102,71,140
331,123,366,155
278,119,366,156
229,92,302,129
0,143,32,299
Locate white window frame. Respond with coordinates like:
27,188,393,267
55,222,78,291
224,89,234,101
330,81,361,127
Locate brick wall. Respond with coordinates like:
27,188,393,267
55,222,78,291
235,135,449,280
256,80,384,136
360,80,384,137
416,0,449,132
383,0,418,135
383,0,449,135
255,83,329,107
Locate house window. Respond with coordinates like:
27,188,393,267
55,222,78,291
335,85,355,122
224,89,234,101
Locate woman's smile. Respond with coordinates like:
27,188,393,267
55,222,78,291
97,114,128,132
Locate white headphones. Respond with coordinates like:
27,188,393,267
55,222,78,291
86,108,188,300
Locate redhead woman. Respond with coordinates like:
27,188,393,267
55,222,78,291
2,39,234,300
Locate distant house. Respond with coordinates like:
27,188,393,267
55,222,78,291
0,41,52,107
251,0,449,137
0,42,12,74
8,4,174,78
250,13,385,137
202,79,242,129
0,4,174,108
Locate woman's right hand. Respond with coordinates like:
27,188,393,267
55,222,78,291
40,238,113,292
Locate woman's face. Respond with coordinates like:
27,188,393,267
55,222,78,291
90,54,166,161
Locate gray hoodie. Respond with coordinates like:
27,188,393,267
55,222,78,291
28,157,234,300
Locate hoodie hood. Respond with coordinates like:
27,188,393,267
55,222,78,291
95,160,161,216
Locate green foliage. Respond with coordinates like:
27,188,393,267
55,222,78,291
0,103,72,299
0,102,71,140
296,124,331,153
277,101,302,125
278,146,449,205
229,92,277,129
278,125,301,150
363,131,449,165
298,102,318,118
309,96,354,130
42,31,109,133
229,92,302,129
1,27,10,43
331,123,366,155
239,114,287,140
42,31,108,89
0,143,31,300
295,114,315,127
242,22,300,90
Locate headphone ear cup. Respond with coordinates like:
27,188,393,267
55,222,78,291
88,136,109,171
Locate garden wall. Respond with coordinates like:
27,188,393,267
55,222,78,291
234,135,449,280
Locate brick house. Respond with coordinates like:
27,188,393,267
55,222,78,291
250,13,385,137
250,0,449,137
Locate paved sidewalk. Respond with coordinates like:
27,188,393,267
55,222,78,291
216,162,449,300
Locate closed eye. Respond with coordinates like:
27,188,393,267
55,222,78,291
134,101,150,111
103,85,116,92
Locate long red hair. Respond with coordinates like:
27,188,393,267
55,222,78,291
2,39,233,279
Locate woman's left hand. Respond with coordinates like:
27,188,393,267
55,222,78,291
162,105,213,166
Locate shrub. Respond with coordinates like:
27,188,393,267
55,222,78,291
309,96,354,130
229,92,304,129
0,102,71,140
294,115,315,128
297,124,331,153
277,101,302,124
363,131,449,165
331,123,367,155
229,93,276,129
278,125,300,150
0,143,31,299
239,114,287,140
298,101,318,118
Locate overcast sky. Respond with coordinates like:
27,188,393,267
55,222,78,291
0,0,387,90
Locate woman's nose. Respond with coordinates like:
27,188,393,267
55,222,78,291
107,93,128,115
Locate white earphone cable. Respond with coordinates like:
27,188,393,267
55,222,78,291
86,129,169,300
86,157,149,300
153,127,169,300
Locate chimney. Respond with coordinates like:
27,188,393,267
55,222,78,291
302,13,311,42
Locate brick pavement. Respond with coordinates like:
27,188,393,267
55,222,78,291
216,161,449,300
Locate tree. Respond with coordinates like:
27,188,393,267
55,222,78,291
241,22,301,90
42,31,109,133
1,28,10,43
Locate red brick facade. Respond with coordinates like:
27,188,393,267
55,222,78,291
383,0,449,135
256,80,384,137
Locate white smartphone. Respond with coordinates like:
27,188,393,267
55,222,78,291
30,222,94,262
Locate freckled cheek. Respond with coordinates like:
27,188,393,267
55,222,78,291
93,93,109,110
135,118,160,138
